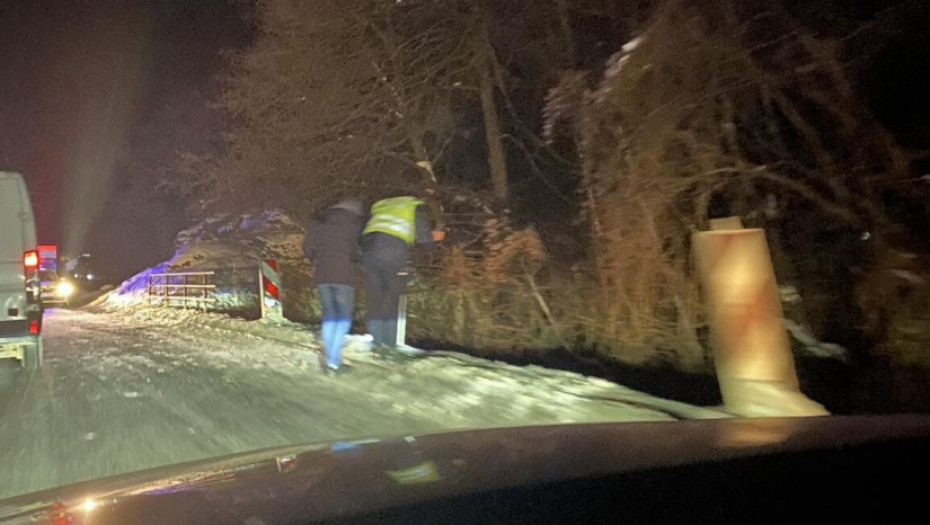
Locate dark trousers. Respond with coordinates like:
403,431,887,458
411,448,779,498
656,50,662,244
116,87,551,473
364,254,407,348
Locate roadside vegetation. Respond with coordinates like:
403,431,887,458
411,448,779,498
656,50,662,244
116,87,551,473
161,0,930,411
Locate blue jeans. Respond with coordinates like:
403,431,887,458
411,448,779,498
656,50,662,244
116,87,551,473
318,284,355,368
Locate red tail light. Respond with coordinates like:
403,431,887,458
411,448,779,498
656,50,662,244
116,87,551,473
23,250,39,270
28,319,39,335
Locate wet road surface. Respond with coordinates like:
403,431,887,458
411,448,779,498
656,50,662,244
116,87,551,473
0,308,714,500
0,309,437,499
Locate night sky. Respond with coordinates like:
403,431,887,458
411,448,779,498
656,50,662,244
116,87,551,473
0,0,250,279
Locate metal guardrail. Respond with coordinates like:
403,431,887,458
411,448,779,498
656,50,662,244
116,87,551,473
147,271,217,311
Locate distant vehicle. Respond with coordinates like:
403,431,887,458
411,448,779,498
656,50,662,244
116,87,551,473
66,253,99,287
37,243,59,273
36,244,73,306
0,417,927,524
0,171,43,369
39,269,74,307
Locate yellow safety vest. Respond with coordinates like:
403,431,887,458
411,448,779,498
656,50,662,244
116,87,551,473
362,196,424,245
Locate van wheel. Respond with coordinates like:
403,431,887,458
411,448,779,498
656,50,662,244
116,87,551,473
23,339,43,369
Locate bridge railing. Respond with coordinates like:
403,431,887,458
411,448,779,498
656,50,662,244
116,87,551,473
147,271,217,311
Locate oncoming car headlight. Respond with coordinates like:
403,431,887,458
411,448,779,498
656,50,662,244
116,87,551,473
57,280,75,298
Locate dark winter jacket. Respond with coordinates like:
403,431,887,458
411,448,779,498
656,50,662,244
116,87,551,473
361,204,433,266
302,207,364,286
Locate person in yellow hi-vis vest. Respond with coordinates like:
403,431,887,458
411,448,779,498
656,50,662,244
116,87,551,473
361,195,443,358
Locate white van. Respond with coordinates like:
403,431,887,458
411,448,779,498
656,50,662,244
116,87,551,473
0,171,43,368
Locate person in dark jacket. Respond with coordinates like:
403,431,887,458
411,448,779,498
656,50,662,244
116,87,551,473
302,199,365,375
360,196,437,358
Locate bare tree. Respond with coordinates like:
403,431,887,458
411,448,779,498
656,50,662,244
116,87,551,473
473,14,510,203
544,0,924,362
186,0,472,218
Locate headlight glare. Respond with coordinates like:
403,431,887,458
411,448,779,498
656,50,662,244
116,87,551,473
57,281,75,298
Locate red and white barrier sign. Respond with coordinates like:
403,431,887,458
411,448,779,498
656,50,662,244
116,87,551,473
260,258,282,319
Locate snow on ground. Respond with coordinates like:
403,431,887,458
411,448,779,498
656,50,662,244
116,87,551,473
0,305,728,500
94,303,730,423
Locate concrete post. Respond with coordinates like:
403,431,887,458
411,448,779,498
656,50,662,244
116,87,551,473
258,266,265,320
396,268,410,348
693,217,827,417
397,293,407,348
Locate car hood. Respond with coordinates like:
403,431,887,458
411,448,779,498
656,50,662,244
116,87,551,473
2,416,930,524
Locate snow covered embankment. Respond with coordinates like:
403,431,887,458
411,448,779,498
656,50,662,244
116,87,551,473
104,210,308,315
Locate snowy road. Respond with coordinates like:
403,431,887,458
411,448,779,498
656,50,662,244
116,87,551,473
0,307,726,500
